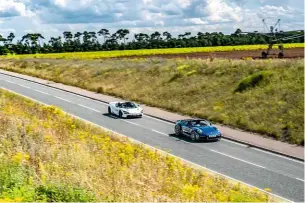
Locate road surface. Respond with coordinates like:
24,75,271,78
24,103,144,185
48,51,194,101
0,73,303,202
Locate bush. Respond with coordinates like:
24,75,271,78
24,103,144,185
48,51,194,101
35,185,96,202
0,161,95,202
235,71,272,93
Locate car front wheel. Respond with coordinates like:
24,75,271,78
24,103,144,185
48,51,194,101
191,131,197,141
175,125,182,136
108,107,112,115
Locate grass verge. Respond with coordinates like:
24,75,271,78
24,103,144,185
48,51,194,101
0,57,303,145
0,88,280,202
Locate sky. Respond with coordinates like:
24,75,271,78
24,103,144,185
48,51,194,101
0,0,304,42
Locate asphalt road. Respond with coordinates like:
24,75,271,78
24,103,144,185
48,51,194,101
0,73,304,202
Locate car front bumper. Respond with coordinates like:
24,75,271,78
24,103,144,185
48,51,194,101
122,112,143,118
199,135,221,141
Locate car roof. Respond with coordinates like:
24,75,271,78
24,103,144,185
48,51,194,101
120,101,135,104
180,119,210,122
111,101,133,104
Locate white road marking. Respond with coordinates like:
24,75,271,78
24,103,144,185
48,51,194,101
222,138,248,147
143,115,175,125
54,96,72,103
5,80,15,84
77,104,101,113
122,120,171,137
0,87,49,106
123,120,140,126
0,86,294,203
252,147,304,165
210,149,266,169
295,178,305,182
35,89,49,95
18,84,30,89
151,129,169,136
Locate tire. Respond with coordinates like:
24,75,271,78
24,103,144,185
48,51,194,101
175,125,182,136
278,52,284,58
119,111,123,118
191,131,197,141
108,107,112,115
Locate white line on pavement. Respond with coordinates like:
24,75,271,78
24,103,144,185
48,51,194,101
143,114,175,125
123,120,140,126
251,147,304,165
35,89,49,95
295,178,305,182
77,104,101,113
54,96,72,103
0,87,49,106
5,80,15,84
222,138,248,147
210,149,266,169
151,129,169,136
122,120,171,137
18,84,30,89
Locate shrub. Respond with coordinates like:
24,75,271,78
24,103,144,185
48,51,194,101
234,71,273,93
35,185,96,202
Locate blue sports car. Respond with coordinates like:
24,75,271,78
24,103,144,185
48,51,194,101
174,119,222,141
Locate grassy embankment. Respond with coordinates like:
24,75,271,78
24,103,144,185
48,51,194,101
0,58,303,145
0,88,278,202
1,43,304,60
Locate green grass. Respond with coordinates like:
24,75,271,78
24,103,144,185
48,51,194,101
0,57,303,145
0,43,304,59
0,88,279,202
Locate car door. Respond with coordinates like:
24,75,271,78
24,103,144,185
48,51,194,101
181,121,192,135
113,103,120,115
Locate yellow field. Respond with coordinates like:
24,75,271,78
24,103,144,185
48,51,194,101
2,43,304,60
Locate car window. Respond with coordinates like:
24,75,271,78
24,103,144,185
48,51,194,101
191,120,209,127
121,102,137,109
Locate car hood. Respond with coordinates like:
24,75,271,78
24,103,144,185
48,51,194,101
194,126,220,135
121,108,142,113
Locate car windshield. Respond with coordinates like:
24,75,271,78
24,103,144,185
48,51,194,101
191,120,210,127
121,102,137,109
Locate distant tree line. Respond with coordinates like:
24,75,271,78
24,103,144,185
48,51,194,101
0,28,303,55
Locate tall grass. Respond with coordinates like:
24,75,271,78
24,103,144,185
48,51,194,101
0,58,303,145
0,89,278,202
0,43,304,60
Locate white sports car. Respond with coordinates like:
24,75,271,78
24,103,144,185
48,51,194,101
108,101,143,118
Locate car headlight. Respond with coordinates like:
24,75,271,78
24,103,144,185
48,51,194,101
196,129,202,134
123,110,129,114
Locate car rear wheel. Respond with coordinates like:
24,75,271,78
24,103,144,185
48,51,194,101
175,125,182,136
119,111,123,118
